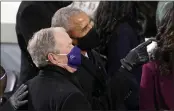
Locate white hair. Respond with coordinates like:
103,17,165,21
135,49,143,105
51,7,82,31
27,28,59,68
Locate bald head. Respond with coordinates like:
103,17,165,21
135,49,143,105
27,27,71,67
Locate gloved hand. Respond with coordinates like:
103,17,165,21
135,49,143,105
121,38,156,72
9,84,28,110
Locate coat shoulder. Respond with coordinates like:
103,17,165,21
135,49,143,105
17,1,40,14
25,73,85,110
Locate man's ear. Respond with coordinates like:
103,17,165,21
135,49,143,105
48,53,59,65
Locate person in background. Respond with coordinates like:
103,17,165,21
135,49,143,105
140,1,174,110
0,65,28,111
95,1,157,83
95,1,158,109
16,1,72,85
108,37,156,110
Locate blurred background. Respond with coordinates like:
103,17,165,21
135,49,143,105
1,2,21,93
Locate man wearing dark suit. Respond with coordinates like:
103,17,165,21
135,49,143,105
51,7,110,110
51,7,155,110
20,27,91,110
16,1,72,85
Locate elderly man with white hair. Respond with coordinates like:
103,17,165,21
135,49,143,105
21,27,91,111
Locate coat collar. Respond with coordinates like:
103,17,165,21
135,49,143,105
39,64,85,93
39,64,73,78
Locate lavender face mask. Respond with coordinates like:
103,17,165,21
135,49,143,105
57,46,81,69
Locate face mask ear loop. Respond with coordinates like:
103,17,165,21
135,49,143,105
45,54,67,62
57,54,67,56
57,63,68,66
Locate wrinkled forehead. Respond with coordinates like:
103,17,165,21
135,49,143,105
70,12,90,29
53,27,71,45
54,27,66,32
53,27,69,38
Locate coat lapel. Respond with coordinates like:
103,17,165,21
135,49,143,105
81,55,106,86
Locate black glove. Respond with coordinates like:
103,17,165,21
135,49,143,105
121,38,156,72
9,84,28,110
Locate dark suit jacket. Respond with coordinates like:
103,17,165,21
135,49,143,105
108,67,139,110
107,22,145,83
106,22,143,110
20,65,91,111
81,50,139,110
15,1,72,85
75,52,109,110
140,61,174,110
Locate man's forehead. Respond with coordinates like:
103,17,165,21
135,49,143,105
54,28,70,40
70,12,90,28
54,27,66,32
53,28,69,41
